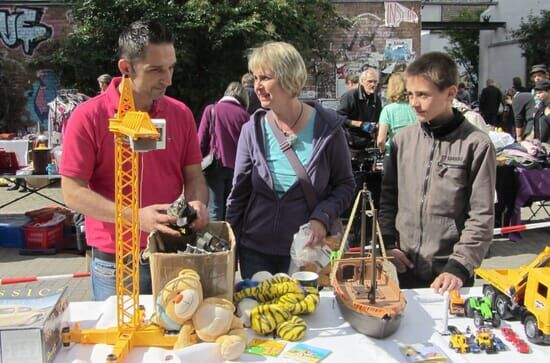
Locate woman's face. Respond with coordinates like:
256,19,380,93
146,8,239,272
252,68,292,109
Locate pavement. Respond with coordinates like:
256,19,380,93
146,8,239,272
1,184,549,302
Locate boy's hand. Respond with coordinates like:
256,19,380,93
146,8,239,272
431,272,463,295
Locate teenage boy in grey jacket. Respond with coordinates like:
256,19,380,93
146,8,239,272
379,52,496,294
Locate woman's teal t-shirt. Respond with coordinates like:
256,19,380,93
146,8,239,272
263,110,316,197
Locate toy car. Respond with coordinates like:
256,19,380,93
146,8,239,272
466,335,481,353
513,339,530,353
501,327,518,342
449,334,470,353
493,336,507,351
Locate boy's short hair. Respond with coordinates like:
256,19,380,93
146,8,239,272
406,52,458,91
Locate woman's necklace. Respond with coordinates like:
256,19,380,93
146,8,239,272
276,102,304,137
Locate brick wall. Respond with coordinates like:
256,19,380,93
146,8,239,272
0,4,71,132
305,1,421,99
1,2,421,130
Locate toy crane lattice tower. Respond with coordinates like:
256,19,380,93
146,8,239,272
62,76,179,362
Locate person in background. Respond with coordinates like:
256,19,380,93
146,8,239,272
512,76,528,93
533,79,550,143
241,73,261,114
514,65,548,141
60,20,208,301
455,82,471,105
198,82,250,221
503,88,517,137
337,68,382,148
479,79,503,126
345,74,359,90
376,72,416,157
97,74,112,94
226,41,354,278
379,52,496,294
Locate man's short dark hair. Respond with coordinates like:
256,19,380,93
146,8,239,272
118,20,174,62
406,52,458,91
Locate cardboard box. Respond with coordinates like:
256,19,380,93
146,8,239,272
149,221,235,302
0,286,68,363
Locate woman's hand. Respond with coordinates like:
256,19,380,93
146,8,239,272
306,219,327,246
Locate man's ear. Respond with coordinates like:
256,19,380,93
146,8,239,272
118,59,131,76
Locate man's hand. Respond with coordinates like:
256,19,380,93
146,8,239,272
138,204,179,236
306,219,327,247
387,248,414,273
188,200,209,230
430,272,463,295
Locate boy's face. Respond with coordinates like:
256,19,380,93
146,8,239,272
406,75,456,123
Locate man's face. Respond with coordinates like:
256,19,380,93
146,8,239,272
532,72,548,83
535,89,550,104
360,73,378,94
127,43,176,103
406,75,456,123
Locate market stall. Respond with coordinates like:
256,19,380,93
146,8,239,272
54,287,550,363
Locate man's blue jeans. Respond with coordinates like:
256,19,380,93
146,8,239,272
204,164,234,221
90,253,152,301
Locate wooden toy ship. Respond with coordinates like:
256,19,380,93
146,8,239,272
330,185,406,338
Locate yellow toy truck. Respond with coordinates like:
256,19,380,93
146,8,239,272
475,246,550,344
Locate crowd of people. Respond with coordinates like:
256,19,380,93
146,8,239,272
58,19,547,301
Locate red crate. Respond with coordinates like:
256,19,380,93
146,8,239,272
23,222,64,249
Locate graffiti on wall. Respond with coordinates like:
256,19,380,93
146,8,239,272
333,3,419,98
384,2,419,28
383,38,415,73
24,69,60,130
0,7,53,56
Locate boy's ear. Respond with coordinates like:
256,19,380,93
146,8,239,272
447,85,458,101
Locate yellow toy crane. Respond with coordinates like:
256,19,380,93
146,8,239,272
62,76,181,362
475,246,550,344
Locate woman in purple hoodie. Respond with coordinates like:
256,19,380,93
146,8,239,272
198,82,250,221
226,42,355,278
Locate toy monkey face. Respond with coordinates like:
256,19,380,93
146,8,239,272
170,289,201,322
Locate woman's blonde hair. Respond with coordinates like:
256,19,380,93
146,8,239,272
386,72,408,103
247,41,307,98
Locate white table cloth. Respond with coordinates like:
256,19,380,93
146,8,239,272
55,287,550,362
0,139,29,166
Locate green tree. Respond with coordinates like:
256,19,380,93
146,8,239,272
441,8,484,96
512,9,550,70
29,0,346,117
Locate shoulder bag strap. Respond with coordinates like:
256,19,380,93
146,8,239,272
265,110,317,211
209,104,217,155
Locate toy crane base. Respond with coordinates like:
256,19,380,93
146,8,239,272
62,324,198,362
62,313,198,362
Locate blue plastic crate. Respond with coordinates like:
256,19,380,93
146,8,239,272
0,214,31,248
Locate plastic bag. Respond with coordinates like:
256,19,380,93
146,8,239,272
288,223,332,274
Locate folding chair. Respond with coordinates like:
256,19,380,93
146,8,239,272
527,200,550,221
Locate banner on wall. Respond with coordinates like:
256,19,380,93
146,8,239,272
384,2,419,27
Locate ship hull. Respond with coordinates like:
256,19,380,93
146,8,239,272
334,293,403,338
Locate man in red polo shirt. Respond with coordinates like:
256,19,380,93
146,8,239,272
60,20,208,300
